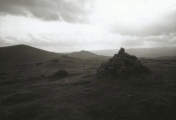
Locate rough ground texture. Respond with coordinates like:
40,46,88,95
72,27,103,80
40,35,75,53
1,50,176,120
97,47,150,77
53,69,69,78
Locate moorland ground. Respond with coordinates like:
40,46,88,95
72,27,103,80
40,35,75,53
0,55,176,120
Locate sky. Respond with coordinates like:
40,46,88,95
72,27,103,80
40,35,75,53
0,0,176,52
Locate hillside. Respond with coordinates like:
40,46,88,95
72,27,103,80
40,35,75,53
0,44,61,68
68,50,108,59
1,49,176,120
1,45,176,120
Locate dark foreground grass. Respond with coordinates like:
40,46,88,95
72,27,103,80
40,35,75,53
0,59,176,120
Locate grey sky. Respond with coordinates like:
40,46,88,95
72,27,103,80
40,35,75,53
0,0,91,22
112,10,176,36
0,0,176,52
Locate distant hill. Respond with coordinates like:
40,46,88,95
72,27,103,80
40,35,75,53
92,47,176,58
68,50,108,59
156,56,176,60
0,44,61,67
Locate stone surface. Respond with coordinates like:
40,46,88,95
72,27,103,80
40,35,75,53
97,47,151,77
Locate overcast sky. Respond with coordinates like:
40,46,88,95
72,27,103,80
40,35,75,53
0,0,176,52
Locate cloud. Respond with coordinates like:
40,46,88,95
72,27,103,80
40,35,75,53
121,33,176,48
112,9,176,36
0,0,176,51
1,28,122,52
87,0,176,37
0,37,11,46
0,0,91,22
144,33,176,47
1,29,176,53
121,36,145,47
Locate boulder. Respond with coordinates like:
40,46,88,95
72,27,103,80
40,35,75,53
53,69,69,77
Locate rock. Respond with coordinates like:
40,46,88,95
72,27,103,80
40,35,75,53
122,52,132,59
96,47,150,78
131,55,137,60
116,66,128,77
108,66,116,73
118,47,125,54
51,59,59,62
96,69,109,77
53,69,69,77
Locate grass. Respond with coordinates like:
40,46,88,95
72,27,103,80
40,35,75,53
0,58,176,120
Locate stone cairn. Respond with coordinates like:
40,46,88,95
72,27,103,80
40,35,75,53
97,47,150,77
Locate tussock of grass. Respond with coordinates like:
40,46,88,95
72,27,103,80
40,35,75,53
53,69,69,77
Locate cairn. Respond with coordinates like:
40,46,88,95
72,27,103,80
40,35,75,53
97,47,150,77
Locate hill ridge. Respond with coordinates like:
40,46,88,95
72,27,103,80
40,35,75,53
0,44,61,67
92,47,176,58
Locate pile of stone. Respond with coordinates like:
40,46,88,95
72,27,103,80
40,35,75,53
97,47,150,77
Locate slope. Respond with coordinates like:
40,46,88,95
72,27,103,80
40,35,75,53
68,50,108,59
0,44,61,68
